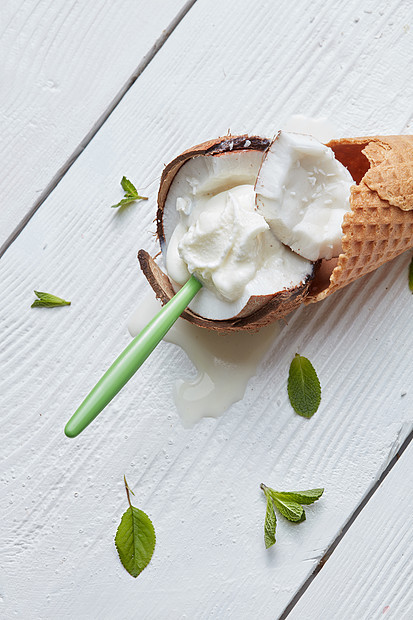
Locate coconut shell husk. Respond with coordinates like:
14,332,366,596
156,135,270,248
139,134,316,333
307,135,413,302
138,249,313,333
139,133,413,330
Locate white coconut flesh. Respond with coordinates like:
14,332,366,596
164,149,313,321
255,131,354,261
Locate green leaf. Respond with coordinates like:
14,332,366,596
271,495,304,522
287,353,321,418
110,197,139,209
31,291,71,308
261,482,323,546
296,509,306,523
409,256,413,293
115,506,156,578
264,496,277,548
111,176,148,208
121,176,138,196
274,488,324,505
115,477,156,578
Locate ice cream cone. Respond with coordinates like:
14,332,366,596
307,135,413,302
139,134,413,331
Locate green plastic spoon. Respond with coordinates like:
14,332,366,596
64,275,202,438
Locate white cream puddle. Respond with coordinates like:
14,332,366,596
127,294,279,427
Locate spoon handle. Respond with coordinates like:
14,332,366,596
65,275,202,438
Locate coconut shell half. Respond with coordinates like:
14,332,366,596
139,134,315,333
138,249,313,332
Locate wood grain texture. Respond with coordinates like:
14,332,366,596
0,0,193,249
1,0,413,618
289,441,413,619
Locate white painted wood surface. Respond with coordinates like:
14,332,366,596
1,0,413,618
0,0,192,250
289,442,413,619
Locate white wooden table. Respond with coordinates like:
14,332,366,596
1,1,413,618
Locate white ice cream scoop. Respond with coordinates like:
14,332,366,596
255,131,354,261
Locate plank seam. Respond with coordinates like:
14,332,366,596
0,0,198,259
279,427,413,619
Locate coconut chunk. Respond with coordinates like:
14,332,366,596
255,131,354,261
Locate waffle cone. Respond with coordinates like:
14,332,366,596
307,135,413,302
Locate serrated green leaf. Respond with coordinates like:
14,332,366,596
111,197,139,209
287,353,321,418
409,256,413,293
121,176,138,196
31,291,71,308
271,495,304,522
296,508,306,523
115,506,156,578
274,488,324,505
264,496,277,548
111,177,148,208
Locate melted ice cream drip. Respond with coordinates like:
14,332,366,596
127,294,279,426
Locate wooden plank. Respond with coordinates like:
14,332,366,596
0,0,194,250
288,440,413,619
1,0,413,618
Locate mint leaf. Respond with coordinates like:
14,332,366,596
31,291,71,308
288,353,321,418
409,256,413,293
271,495,304,522
264,495,277,548
115,477,156,578
261,483,324,546
121,176,138,195
111,176,148,208
115,507,156,578
112,196,141,208
274,488,324,505
261,484,277,548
